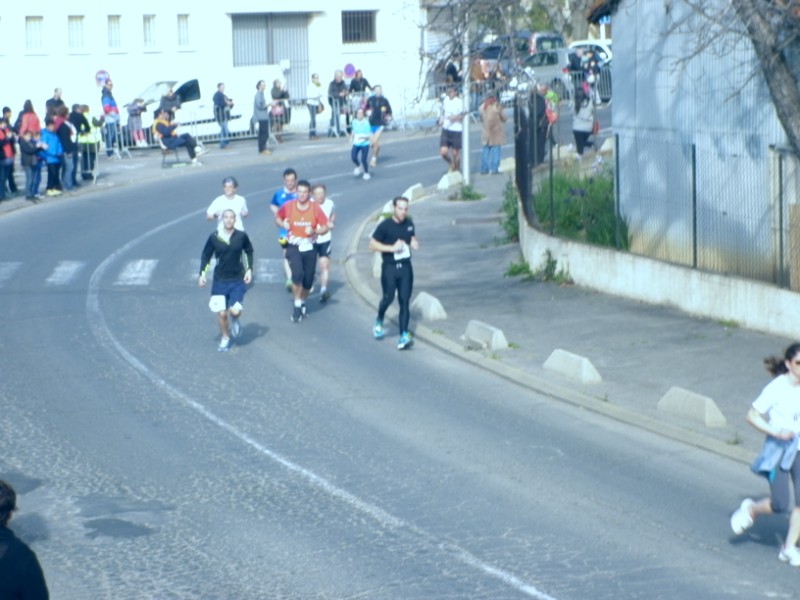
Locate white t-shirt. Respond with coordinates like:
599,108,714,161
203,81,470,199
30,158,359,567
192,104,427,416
441,95,465,132
314,197,335,244
206,194,249,231
752,374,800,434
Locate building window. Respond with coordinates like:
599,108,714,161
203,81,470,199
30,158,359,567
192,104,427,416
68,15,85,50
26,16,44,51
143,14,156,48
177,14,190,47
342,10,376,44
108,15,122,49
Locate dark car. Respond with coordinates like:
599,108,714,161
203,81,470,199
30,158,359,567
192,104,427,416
476,34,530,77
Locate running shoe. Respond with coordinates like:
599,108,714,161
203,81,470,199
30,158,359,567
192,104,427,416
363,173,371,181
320,290,331,303
218,337,231,352
195,146,209,156
291,305,303,323
397,331,413,350
353,166,363,177
229,316,241,339
373,320,385,339
730,498,755,535
779,545,800,567
301,303,307,317
369,156,377,167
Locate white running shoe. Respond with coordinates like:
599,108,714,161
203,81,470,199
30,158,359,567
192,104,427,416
369,156,377,167
218,337,231,352
779,545,800,567
353,166,363,176
730,498,755,535
363,172,371,181
195,146,209,156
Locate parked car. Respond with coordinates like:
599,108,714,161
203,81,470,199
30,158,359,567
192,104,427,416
477,35,529,77
568,39,613,62
529,31,566,54
521,47,572,100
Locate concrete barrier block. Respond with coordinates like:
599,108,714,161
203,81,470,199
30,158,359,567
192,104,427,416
381,200,394,215
403,183,425,202
411,291,447,321
543,349,602,384
657,386,727,428
372,252,382,278
437,170,463,190
463,320,508,350
599,137,614,153
498,157,515,173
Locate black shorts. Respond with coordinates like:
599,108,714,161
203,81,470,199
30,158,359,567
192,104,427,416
315,241,332,258
285,245,317,290
439,129,462,150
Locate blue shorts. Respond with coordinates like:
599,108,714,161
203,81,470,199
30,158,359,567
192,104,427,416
370,125,383,134
211,279,246,309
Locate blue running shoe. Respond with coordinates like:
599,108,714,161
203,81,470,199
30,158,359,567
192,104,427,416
397,332,413,350
373,320,385,339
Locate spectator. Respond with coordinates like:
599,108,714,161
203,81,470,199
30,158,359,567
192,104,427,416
127,98,148,148
152,107,204,165
2,107,19,196
0,480,49,600
252,80,271,155
468,56,486,113
18,129,45,200
40,116,64,196
349,69,372,94
67,104,89,188
305,73,323,140
15,100,41,137
0,119,14,200
479,95,505,175
100,80,120,158
572,87,595,158
445,53,463,84
158,86,181,121
327,69,348,137
531,83,550,166
54,106,77,192
45,87,65,117
212,82,233,149
78,105,100,181
270,79,289,143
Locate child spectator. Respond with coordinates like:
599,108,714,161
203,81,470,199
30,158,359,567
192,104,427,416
40,117,64,196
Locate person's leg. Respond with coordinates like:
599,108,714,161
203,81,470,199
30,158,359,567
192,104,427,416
480,144,490,174
439,145,452,169
71,150,80,186
452,147,461,172
308,105,317,138
377,264,399,322
318,256,330,293
0,161,7,199
490,145,501,173
300,251,317,302
63,152,75,190
23,165,33,198
359,146,369,174
351,145,361,168
7,161,18,193
370,129,383,159
32,162,42,195
216,310,229,338
180,134,197,159
396,263,414,334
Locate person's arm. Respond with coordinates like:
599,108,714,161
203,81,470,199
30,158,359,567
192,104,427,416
747,407,795,440
409,235,419,251
314,205,329,236
369,236,404,253
242,234,254,284
275,204,289,230
198,237,215,286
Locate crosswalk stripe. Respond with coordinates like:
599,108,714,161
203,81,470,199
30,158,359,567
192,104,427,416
0,262,22,287
114,259,158,286
45,261,86,286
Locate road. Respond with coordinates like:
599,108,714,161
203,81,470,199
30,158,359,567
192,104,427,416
0,131,793,599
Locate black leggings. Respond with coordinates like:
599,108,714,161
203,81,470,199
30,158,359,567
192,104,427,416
770,454,800,513
378,261,413,333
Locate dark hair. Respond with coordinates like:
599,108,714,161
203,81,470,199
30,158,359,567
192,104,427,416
71,103,81,111
296,179,311,191
256,80,264,89
0,480,16,527
44,116,54,126
23,100,34,113
392,196,409,206
764,342,800,377
2,107,10,114
574,88,588,114
282,168,297,179
217,82,224,89
222,176,238,188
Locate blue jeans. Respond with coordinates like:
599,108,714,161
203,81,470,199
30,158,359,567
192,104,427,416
0,159,8,199
61,152,76,190
105,122,117,156
480,145,500,173
28,162,42,197
351,145,369,172
218,121,230,147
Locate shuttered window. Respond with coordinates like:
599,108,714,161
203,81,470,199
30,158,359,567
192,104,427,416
341,10,376,44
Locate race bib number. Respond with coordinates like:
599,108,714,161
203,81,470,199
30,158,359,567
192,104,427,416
394,242,411,261
298,239,313,252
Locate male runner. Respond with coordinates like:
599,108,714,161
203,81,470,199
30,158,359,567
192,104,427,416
364,85,392,167
368,196,419,350
311,183,336,303
270,167,298,291
199,209,254,351
206,176,248,232
275,180,329,322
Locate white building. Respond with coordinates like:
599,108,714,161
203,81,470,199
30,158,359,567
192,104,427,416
0,2,453,131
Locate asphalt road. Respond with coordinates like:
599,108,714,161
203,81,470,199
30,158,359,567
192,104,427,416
1,132,795,599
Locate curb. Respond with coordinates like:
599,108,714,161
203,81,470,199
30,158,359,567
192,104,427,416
343,187,753,466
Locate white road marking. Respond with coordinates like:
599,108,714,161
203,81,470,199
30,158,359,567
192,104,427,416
114,259,158,286
45,261,86,286
85,207,558,600
0,261,22,287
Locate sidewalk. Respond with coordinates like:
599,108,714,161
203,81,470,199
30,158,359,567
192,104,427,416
344,169,794,464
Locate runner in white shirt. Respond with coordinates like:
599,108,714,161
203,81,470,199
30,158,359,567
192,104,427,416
438,85,465,172
312,183,336,303
206,176,249,232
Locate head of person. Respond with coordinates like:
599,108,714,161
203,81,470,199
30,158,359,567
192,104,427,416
104,80,113,91
272,79,282,89
165,86,175,97
764,342,800,378
355,107,365,120
256,80,265,91
283,167,297,191
354,69,363,79
446,85,458,98
53,88,62,99
217,82,225,92
56,105,69,118
392,196,409,222
536,83,548,96
334,70,343,82
221,209,237,230
71,103,82,113
44,116,56,131
0,480,16,528
373,85,383,97
23,99,34,113
312,183,326,203
2,107,10,120
222,176,238,197
311,73,320,84
296,180,311,203
157,108,169,120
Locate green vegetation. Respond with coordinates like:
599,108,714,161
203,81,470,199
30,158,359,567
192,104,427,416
449,184,484,201
499,178,520,243
534,165,629,250
718,319,740,329
505,258,533,279
532,250,573,285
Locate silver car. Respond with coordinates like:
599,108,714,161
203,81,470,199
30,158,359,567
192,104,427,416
521,48,572,101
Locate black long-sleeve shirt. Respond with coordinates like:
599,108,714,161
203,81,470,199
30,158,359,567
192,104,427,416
200,229,254,282
0,526,49,600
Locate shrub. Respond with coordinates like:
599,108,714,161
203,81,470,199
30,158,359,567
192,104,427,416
499,178,519,243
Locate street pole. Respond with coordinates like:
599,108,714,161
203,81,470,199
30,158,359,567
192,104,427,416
461,8,470,185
